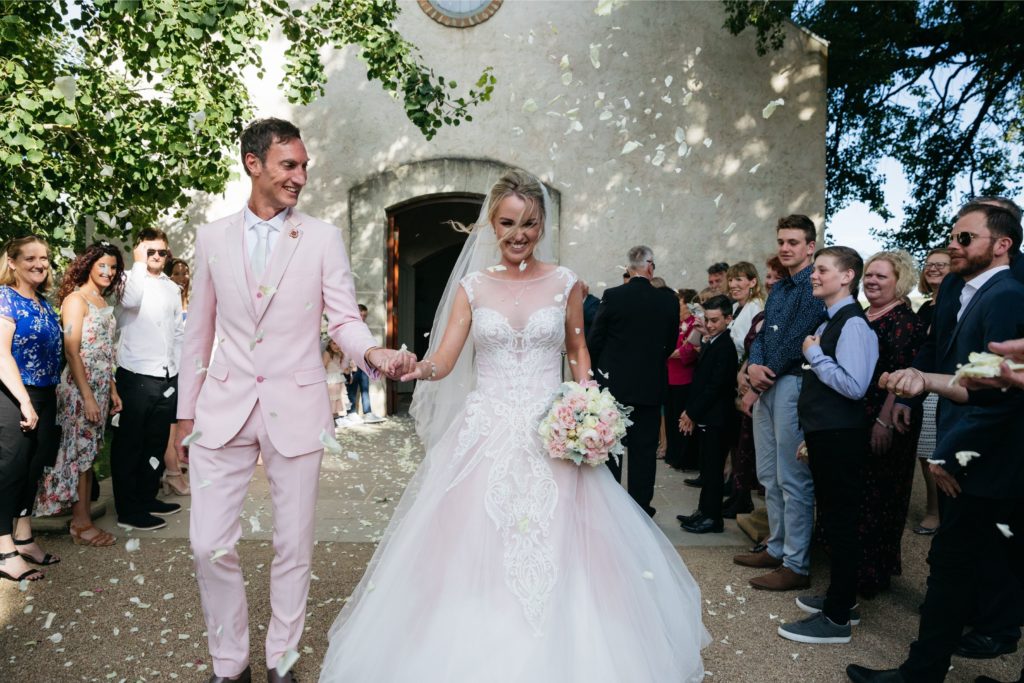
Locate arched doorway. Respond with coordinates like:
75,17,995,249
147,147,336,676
386,194,483,413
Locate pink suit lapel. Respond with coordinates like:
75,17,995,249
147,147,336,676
254,211,302,324
228,213,258,321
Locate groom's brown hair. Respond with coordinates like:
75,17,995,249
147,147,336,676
240,118,302,175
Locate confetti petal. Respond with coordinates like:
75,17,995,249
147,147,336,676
163,386,175,397
210,548,230,563
276,649,300,676
125,538,140,553
955,450,980,467
641,570,654,580
521,99,538,113
319,429,343,454
997,523,1013,538
762,98,785,119
181,430,202,447
621,141,642,155
589,43,601,69
749,163,761,174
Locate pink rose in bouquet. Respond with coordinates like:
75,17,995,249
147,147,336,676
538,381,632,467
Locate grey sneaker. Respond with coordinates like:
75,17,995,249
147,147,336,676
362,414,386,424
795,594,861,625
778,612,852,644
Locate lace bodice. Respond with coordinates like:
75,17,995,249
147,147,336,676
460,266,577,397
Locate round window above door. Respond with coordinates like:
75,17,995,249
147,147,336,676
418,0,502,28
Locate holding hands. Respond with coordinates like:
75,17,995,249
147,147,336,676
367,347,418,380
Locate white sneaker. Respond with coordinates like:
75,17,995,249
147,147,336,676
363,414,386,424
346,413,363,424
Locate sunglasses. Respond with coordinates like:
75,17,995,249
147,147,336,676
147,249,170,257
950,231,997,248
646,259,656,269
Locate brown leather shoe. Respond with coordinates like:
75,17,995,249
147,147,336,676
749,566,810,591
267,666,298,683
732,549,783,569
208,665,251,683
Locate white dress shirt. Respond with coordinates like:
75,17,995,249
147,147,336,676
116,263,185,377
243,206,288,267
957,265,1009,321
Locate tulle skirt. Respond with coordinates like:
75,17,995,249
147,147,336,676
320,396,710,682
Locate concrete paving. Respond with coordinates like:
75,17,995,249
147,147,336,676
39,416,751,548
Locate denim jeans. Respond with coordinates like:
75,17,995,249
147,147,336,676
753,374,814,575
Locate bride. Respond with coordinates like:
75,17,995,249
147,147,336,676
319,169,709,682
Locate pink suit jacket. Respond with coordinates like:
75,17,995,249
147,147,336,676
178,209,378,456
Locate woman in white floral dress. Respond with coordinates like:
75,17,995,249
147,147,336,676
35,244,124,546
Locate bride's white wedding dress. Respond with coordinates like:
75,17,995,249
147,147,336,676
320,266,709,682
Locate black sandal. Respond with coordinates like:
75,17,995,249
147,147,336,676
0,549,44,582
14,536,60,566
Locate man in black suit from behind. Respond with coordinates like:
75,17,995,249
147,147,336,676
588,245,680,517
846,203,1024,683
677,295,738,534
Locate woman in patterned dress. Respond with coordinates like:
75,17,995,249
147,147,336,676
857,251,928,596
35,243,124,546
0,236,63,583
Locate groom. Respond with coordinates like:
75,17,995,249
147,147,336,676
177,118,414,683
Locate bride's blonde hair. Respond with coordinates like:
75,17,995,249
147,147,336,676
453,169,546,246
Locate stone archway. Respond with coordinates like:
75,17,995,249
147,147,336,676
347,158,561,415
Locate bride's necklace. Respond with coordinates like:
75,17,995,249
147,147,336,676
866,299,901,321
501,258,532,306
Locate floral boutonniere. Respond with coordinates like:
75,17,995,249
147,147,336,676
289,228,299,239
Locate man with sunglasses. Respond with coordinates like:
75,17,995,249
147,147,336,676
847,202,1024,682
111,227,185,531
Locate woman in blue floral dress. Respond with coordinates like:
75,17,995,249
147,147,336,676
36,243,124,547
0,236,63,583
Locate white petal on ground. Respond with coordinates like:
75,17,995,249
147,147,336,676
249,516,262,533
163,593,174,600
762,98,785,119
996,523,1014,538
749,163,761,174
621,140,642,155
651,150,666,166
559,54,570,70
599,110,613,121
521,99,538,113
319,429,343,454
724,223,737,235
714,193,723,207
181,430,202,447
703,137,712,148
955,451,980,467
589,44,601,68
79,590,94,597
561,72,573,86
595,0,617,16
681,91,693,106
125,538,140,553
677,142,689,157
277,649,300,676
674,127,686,143
347,451,360,461
48,633,63,644
664,75,673,87
44,612,56,628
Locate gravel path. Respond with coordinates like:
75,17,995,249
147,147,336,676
2,533,1020,682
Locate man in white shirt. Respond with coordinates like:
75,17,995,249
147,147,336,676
111,228,185,530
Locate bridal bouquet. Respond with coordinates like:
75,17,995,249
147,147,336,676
538,381,632,467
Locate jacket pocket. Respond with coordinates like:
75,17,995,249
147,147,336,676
207,362,228,381
294,367,327,386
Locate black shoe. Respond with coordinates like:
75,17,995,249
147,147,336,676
683,477,703,488
722,494,754,519
683,517,723,534
644,506,656,518
975,675,1024,683
117,513,167,531
676,511,704,525
955,631,1019,660
148,500,182,517
845,664,905,682
207,664,251,682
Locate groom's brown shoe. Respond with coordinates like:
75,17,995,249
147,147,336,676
749,566,810,591
268,667,298,683
207,665,251,683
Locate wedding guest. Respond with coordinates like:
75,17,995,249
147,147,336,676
730,256,785,520
847,202,1024,682
162,257,191,497
0,236,62,583
677,295,738,534
852,250,929,597
735,215,824,592
664,289,701,471
707,262,729,296
697,287,716,304
727,261,765,359
111,228,184,530
343,304,385,424
912,247,950,535
580,280,601,338
650,276,668,289
589,245,680,516
780,246,877,644
34,244,124,547
324,339,348,428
